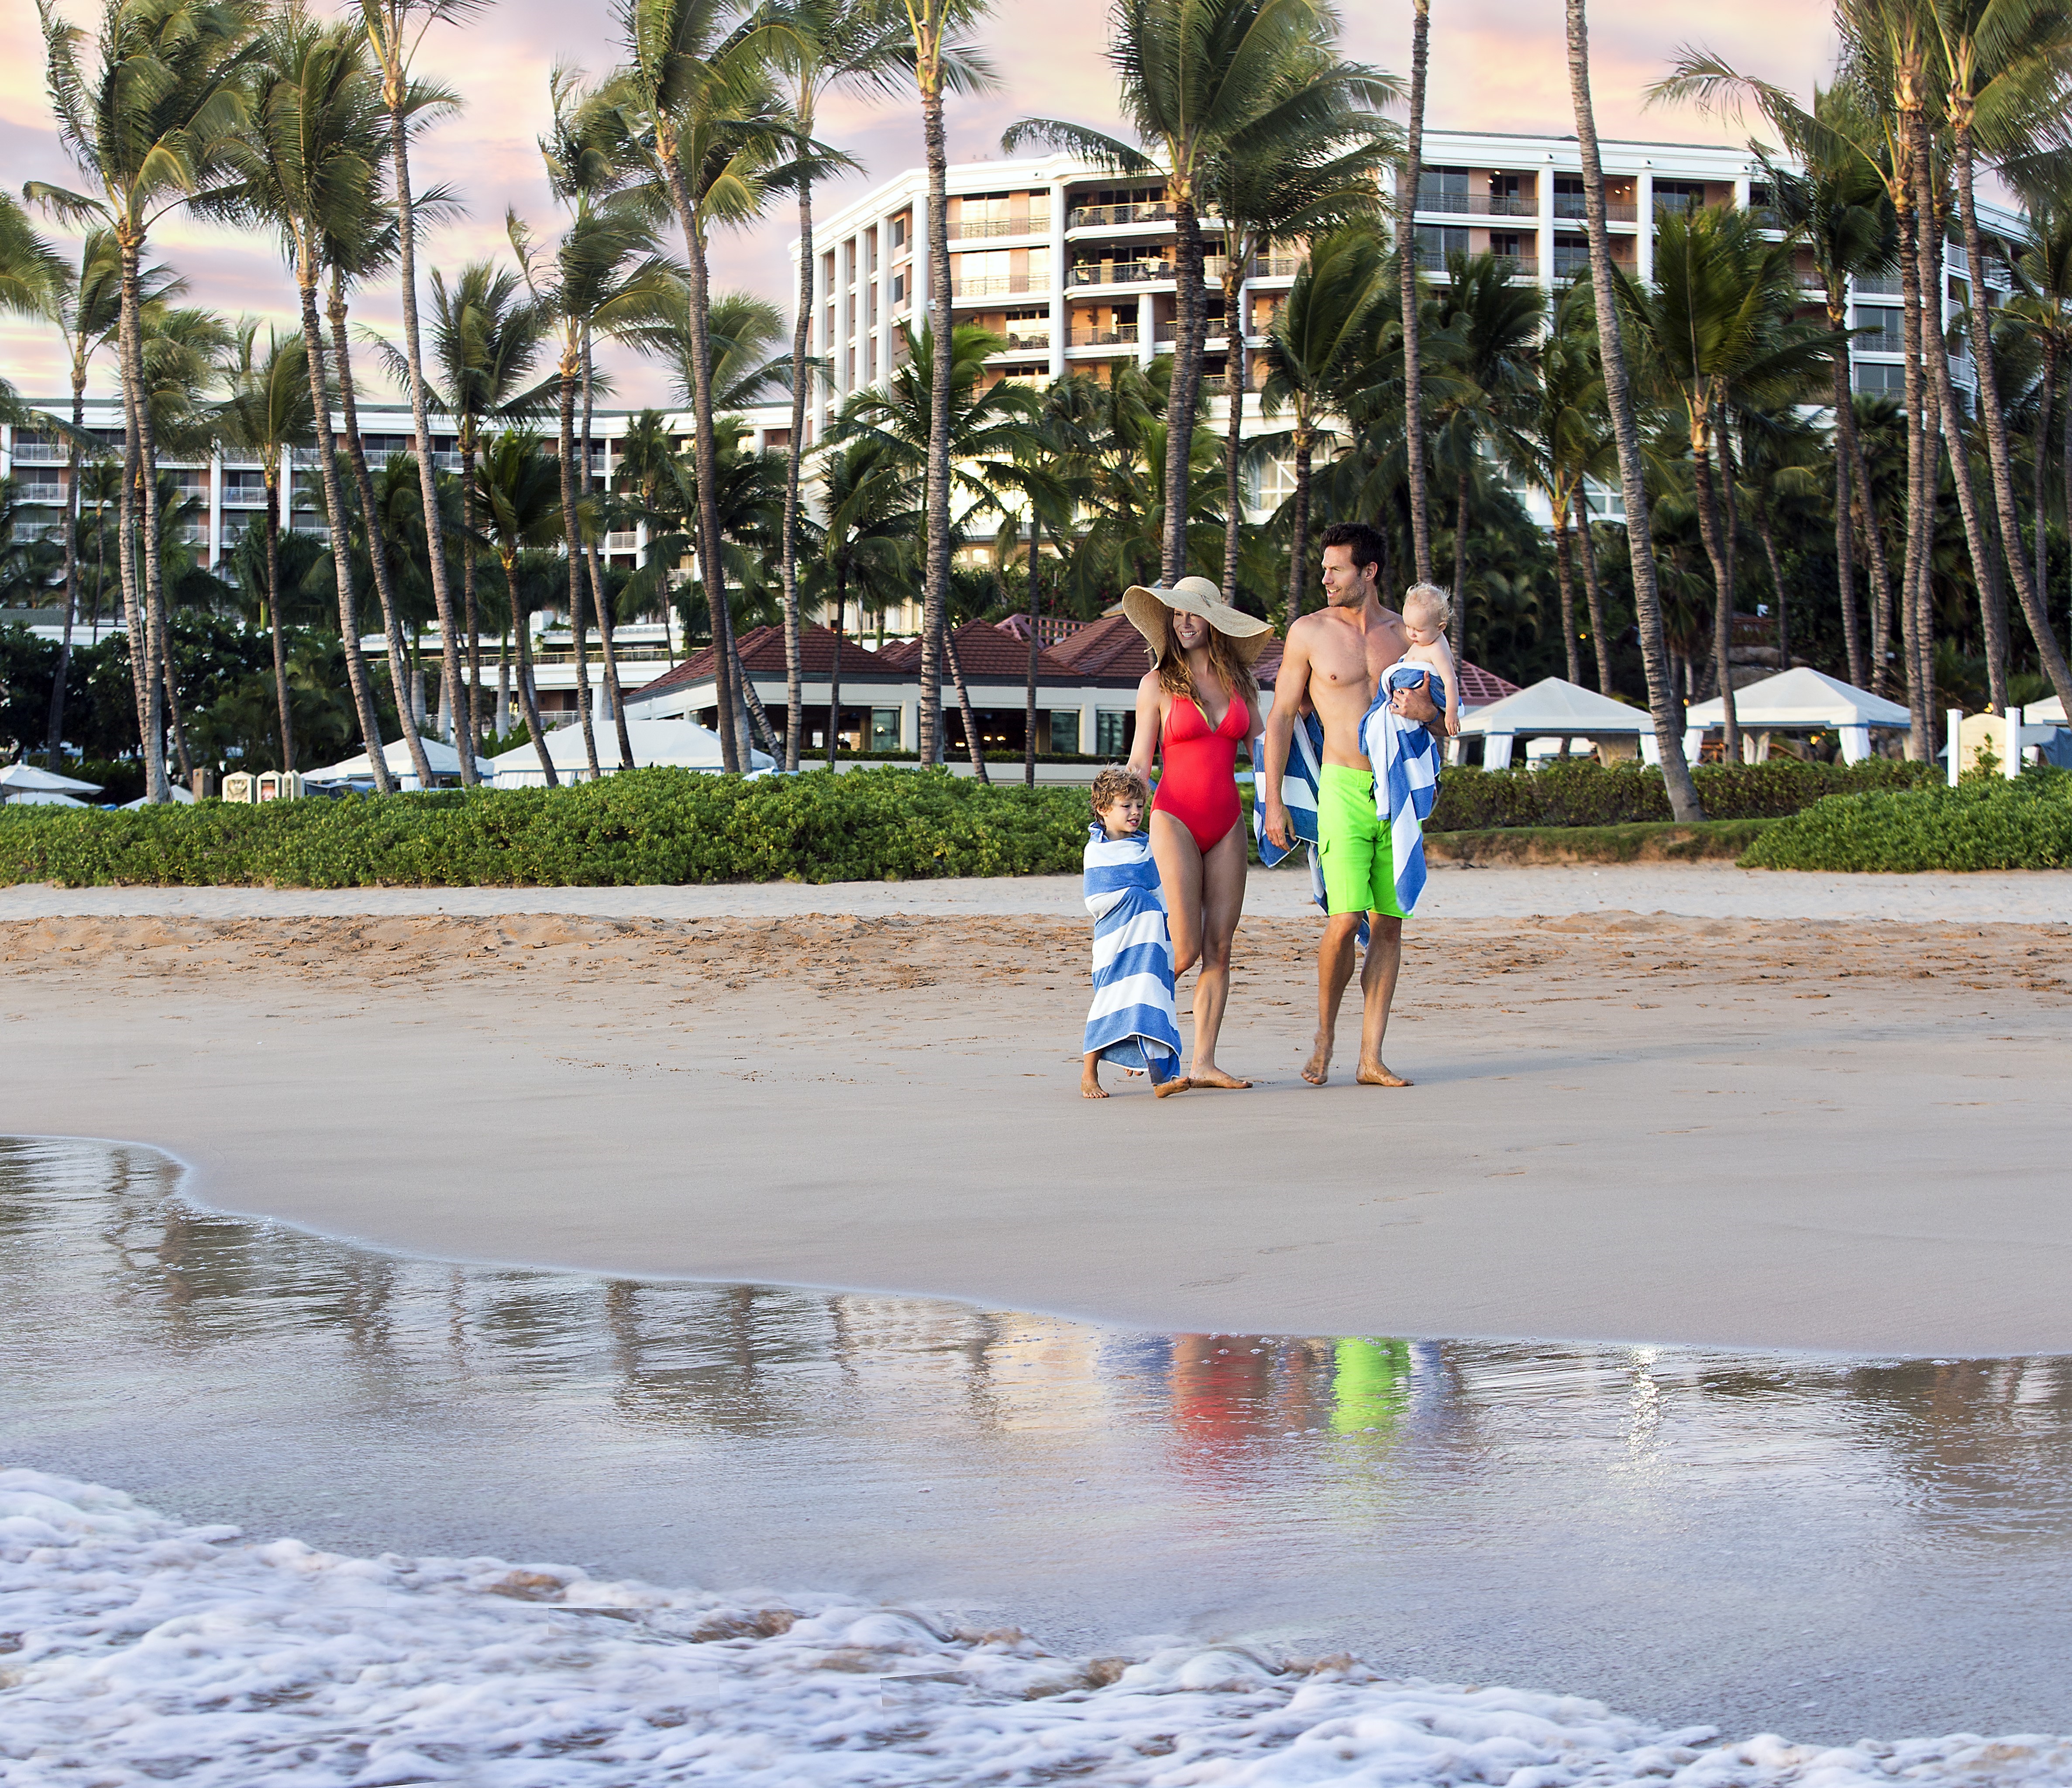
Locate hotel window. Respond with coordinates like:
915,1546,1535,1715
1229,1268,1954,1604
890,271,907,305
890,214,908,249
1095,711,1131,757
1047,711,1080,754
870,709,902,752
1416,167,1470,211
1853,304,1903,354
867,282,878,325
1414,225,1469,265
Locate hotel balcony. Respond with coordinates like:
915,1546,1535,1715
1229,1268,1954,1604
1552,193,1639,224
1069,323,1138,348
1068,258,1173,288
1416,248,1539,280
1252,252,1302,279
1415,190,1539,218
7,440,71,464
948,215,1049,240
1067,199,1174,230
951,273,1047,299
13,481,65,505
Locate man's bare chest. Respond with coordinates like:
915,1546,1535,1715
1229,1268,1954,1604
1309,632,1397,699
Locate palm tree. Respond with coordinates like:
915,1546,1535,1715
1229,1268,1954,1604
475,430,566,783
890,0,996,766
418,259,552,751
817,434,919,770
32,0,262,801
1260,222,1391,618
1512,279,1615,688
1399,0,1433,583
1563,0,1703,818
2010,194,2072,638
1428,251,1542,665
760,0,904,770
1201,54,1394,600
1927,0,2072,724
1007,0,1386,587
599,0,799,774
237,4,407,788
214,321,314,770
1009,376,1095,784
1616,204,1828,760
358,0,479,777
830,320,1038,778
511,200,673,779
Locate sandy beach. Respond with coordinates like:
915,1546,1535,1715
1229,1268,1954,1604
3,863,2067,1358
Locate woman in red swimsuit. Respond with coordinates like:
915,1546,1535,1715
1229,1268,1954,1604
1123,578,1274,1090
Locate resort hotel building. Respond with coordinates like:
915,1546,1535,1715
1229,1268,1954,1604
0,129,2024,752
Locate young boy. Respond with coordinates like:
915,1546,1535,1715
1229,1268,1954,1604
1400,583,1462,738
1081,765,1188,1100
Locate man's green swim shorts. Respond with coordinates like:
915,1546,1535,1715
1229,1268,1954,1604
1315,761,1404,918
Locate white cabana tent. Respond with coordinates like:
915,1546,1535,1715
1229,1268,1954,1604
0,762,103,798
118,786,196,809
1453,677,1656,769
6,790,89,808
306,737,491,790
1684,667,1909,764
486,717,774,787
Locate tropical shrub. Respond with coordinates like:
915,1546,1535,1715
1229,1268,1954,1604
0,767,1093,887
1428,758,1934,831
1739,770,2072,871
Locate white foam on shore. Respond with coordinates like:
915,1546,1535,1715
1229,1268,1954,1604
4,1472,2070,1786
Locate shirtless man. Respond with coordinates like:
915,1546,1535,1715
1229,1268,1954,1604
1260,520,1442,1087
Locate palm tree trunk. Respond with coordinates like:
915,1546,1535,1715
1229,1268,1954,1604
1848,423,1896,693
581,335,634,770
1755,493,1789,675
782,147,812,772
117,233,167,801
1025,513,1040,787
1564,0,1702,818
1554,509,1581,684
1161,196,1206,582
2063,357,2072,647
1953,121,2072,721
115,449,148,758
265,471,292,771
1691,433,1740,759
918,65,953,765
461,435,482,750
508,563,558,786
1400,0,1433,583
943,616,988,782
1572,487,1613,692
44,374,85,764
657,150,741,773
827,565,845,771
1831,346,1866,691
1220,251,1249,596
159,616,193,785
733,626,780,758
326,276,413,791
498,620,510,731
386,107,472,778
1451,463,1471,666
1895,179,1933,756
556,361,601,778
1285,424,1313,620
300,276,396,789
2033,334,2055,615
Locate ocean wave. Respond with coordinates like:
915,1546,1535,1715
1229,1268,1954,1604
3,1468,2068,1787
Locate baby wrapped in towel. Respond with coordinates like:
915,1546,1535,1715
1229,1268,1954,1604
1081,766,1187,1099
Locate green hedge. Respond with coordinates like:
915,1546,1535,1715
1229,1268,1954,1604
1739,770,2072,871
1428,758,1935,831
0,767,1094,887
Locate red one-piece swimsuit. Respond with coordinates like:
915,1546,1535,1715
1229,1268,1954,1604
1152,691,1250,853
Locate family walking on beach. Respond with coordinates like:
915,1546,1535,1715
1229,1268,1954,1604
1082,521,1452,1100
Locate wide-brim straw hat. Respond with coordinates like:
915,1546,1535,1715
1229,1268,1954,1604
1122,576,1275,666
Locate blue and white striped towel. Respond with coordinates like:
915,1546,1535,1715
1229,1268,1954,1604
1358,662,1446,916
1083,824,1183,1085
1253,706,1337,917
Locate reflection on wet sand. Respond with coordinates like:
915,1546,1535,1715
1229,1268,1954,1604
10,1135,2072,1741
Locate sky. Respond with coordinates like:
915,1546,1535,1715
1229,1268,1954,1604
0,0,1842,408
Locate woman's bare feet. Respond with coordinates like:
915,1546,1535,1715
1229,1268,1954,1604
1302,1032,1332,1085
1189,1064,1251,1090
1153,1075,1191,1098
1355,1059,1412,1087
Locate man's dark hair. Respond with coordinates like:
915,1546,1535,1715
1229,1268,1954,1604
1318,520,1388,584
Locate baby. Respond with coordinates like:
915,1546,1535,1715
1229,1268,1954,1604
1399,583,1462,738
1081,765,1187,1100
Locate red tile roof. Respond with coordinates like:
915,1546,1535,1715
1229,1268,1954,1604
1457,661,1521,704
1045,613,1155,679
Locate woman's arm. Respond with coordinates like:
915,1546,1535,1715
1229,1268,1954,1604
1126,673,1164,778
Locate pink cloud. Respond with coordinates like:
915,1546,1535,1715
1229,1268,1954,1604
2,0,1839,411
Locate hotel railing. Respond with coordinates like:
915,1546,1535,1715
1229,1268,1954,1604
952,274,1047,297
1554,195,1638,222
1067,200,1173,228
1415,190,1539,217
950,215,1047,240
1070,324,1138,347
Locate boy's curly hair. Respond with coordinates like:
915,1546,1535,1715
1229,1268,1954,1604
1090,764,1150,814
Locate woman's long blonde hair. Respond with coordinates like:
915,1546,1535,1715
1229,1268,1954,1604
1153,609,1259,709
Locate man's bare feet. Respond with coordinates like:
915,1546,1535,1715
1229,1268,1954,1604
1189,1064,1251,1090
1153,1076,1191,1098
1355,1059,1412,1087
1302,1032,1332,1085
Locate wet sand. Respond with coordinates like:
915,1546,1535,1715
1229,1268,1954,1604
3,896,2068,1357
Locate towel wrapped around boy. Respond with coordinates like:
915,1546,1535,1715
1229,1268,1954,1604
1082,822,1183,1086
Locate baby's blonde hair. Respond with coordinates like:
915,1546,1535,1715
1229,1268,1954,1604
1403,582,1452,631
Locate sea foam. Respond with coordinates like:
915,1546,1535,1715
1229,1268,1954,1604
3,1468,2068,1787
